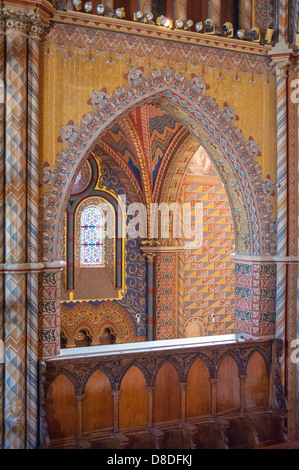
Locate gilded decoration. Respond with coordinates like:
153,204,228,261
61,301,138,347
41,65,276,260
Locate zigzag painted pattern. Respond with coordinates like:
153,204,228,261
101,123,142,184
26,36,40,449
148,111,182,183
5,35,27,264
4,274,26,449
183,183,235,336
26,274,39,449
4,34,28,449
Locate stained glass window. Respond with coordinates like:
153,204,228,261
80,206,104,266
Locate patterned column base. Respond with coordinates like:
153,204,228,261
38,262,65,359
233,256,277,337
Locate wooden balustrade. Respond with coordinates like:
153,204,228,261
40,337,287,449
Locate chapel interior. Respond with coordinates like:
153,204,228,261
0,0,299,451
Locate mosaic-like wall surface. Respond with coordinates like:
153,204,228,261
183,182,235,336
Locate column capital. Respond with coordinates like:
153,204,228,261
269,41,293,76
0,4,50,38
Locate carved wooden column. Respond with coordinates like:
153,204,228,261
147,386,154,428
179,382,187,423
239,374,247,414
210,378,218,418
112,389,128,445
112,390,120,433
76,393,85,439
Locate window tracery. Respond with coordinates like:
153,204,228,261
80,206,104,267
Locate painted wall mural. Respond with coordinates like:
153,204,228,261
61,160,147,344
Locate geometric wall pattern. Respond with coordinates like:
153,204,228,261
183,183,235,336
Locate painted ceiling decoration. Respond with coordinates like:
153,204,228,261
100,122,142,185
99,104,185,190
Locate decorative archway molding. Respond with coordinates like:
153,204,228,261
41,66,276,261
61,301,137,347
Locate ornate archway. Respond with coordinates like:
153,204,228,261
41,66,276,262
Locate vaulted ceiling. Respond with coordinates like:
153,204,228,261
97,103,198,201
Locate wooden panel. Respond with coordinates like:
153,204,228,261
83,369,114,432
153,362,181,424
245,352,269,409
216,355,240,414
45,374,77,439
186,358,211,419
119,365,148,430
187,0,208,24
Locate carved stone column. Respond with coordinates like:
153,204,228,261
3,5,31,450
144,252,155,341
210,378,218,418
26,11,49,449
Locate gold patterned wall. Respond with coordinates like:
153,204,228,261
39,21,277,189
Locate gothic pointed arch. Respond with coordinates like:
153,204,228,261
41,66,276,261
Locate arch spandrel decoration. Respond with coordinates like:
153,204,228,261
41,66,276,261
61,301,137,348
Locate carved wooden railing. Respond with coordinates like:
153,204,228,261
40,336,287,449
